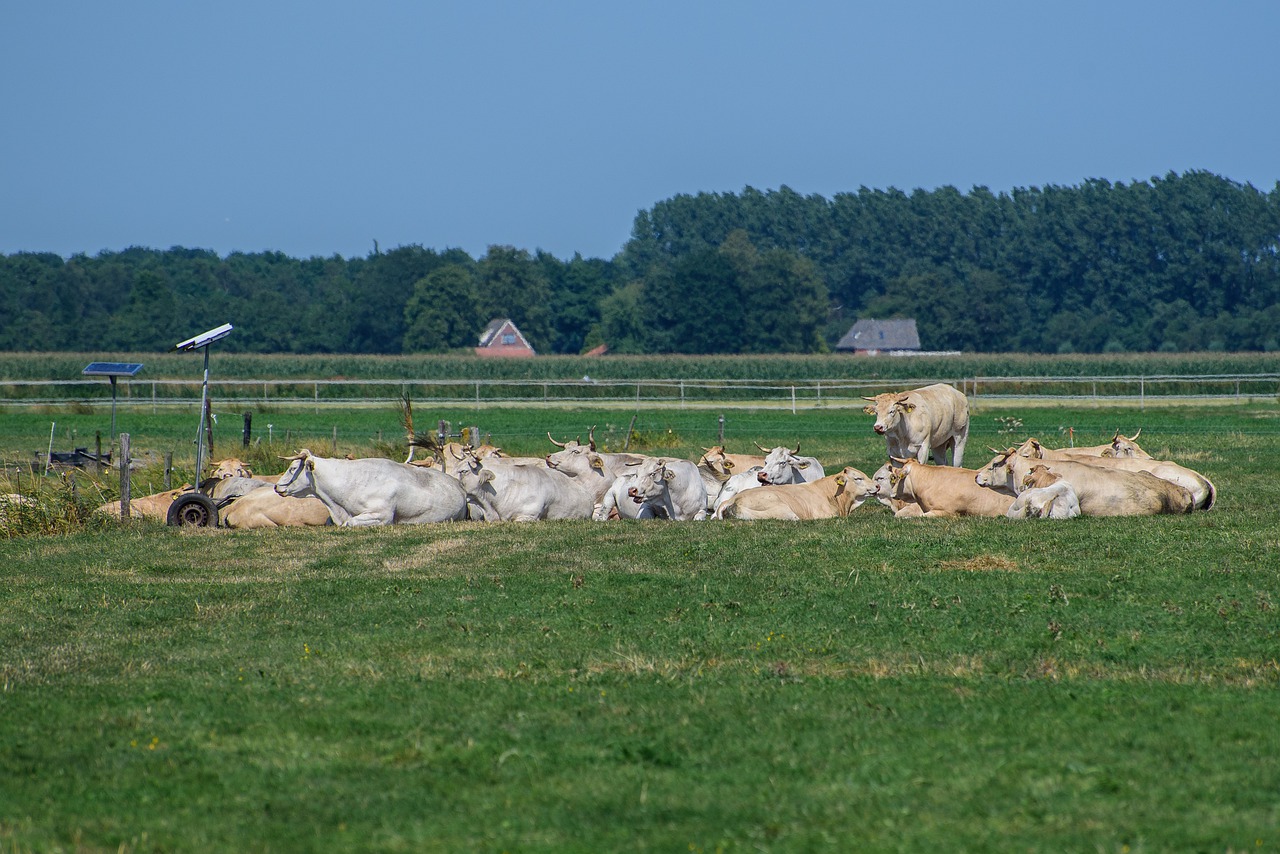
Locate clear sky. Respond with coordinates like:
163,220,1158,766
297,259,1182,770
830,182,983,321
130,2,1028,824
4,2,1277,262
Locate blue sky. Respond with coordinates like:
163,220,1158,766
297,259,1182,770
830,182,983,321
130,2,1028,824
4,2,1277,262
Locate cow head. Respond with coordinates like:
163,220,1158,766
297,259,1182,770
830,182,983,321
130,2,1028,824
1021,465,1061,491
974,448,1020,491
756,445,808,484
1013,438,1046,459
1106,429,1148,458
626,458,673,505
210,458,254,479
863,393,914,435
275,449,316,496
833,466,873,514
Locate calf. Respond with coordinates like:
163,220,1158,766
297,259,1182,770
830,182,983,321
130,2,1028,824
1005,466,1081,520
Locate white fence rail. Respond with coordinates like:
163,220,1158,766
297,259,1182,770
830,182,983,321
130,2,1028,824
3,374,1279,410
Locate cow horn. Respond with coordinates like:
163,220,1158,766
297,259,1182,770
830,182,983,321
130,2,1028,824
449,446,465,460
861,396,878,403
754,441,770,453
279,448,311,462
793,443,801,454
1125,428,1142,442
547,432,568,448
588,425,597,451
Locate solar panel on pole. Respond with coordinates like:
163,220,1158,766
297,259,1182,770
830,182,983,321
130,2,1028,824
82,362,144,435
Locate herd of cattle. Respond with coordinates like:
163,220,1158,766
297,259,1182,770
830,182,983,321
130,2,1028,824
98,382,1216,528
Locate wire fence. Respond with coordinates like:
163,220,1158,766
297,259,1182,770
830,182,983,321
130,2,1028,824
3,374,1279,412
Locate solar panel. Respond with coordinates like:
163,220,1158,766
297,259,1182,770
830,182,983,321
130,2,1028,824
83,362,145,377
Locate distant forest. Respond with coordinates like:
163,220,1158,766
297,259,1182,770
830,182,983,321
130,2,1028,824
3,170,1278,355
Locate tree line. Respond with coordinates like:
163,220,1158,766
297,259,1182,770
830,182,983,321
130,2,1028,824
2,170,1277,355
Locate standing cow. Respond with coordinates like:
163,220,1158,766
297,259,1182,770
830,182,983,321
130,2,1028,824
863,383,969,467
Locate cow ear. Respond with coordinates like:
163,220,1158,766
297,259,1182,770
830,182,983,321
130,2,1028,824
797,461,809,469
902,403,916,412
589,454,604,470
480,469,495,484
835,475,846,486
663,468,676,481
723,459,734,469
862,405,877,415
306,459,315,472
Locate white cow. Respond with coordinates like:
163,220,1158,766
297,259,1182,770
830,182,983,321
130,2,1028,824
710,467,765,519
626,458,708,521
593,473,658,521
755,444,825,485
275,449,467,525
544,431,651,506
863,383,969,466
453,452,594,522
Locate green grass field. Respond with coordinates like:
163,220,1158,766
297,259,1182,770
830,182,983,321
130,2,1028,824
2,400,1278,851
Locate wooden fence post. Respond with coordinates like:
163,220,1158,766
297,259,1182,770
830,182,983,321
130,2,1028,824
164,452,173,490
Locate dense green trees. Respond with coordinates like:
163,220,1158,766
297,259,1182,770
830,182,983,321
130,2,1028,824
2,171,1276,354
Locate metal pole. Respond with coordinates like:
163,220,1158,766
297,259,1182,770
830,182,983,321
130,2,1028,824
109,375,118,435
195,344,211,478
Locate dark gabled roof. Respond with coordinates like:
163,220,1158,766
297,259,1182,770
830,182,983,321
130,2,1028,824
836,318,920,351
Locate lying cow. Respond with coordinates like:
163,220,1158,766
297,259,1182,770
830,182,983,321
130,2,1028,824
710,467,766,518
869,464,924,517
96,486,191,521
208,458,282,484
877,458,1015,518
453,449,594,522
719,466,874,521
695,446,767,511
626,458,708,521
1005,466,1081,520
975,448,1192,517
545,430,651,508
863,383,969,466
275,449,467,525
755,444,825,485
1014,440,1214,509
222,487,332,528
593,472,655,521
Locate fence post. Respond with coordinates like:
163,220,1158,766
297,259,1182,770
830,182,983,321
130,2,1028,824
95,431,104,476
164,452,173,490
791,386,796,415
119,433,131,521
243,412,252,448
718,414,725,445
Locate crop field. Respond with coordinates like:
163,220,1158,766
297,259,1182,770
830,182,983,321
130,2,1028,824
2,393,1279,850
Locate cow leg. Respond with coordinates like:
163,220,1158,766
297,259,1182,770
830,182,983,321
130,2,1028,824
343,512,392,526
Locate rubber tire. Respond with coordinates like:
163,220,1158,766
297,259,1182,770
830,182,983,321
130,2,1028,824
167,493,219,527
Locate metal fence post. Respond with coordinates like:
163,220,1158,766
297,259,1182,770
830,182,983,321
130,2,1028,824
119,433,131,520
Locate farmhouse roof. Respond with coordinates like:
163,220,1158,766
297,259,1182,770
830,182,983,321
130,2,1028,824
836,318,921,352
477,318,536,355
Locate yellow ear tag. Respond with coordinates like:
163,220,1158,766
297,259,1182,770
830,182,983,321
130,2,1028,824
836,476,846,485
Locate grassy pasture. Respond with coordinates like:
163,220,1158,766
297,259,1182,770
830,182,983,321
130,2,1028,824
1,400,1279,851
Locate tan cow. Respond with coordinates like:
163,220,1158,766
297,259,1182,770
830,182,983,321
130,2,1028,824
222,488,331,528
695,445,768,511
869,464,924,517
1014,430,1151,462
877,458,1014,518
1015,441,1214,509
976,449,1193,516
209,458,282,484
719,467,874,520
96,487,192,521
862,383,969,466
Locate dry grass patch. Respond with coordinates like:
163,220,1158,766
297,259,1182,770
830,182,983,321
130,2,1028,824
938,554,1020,572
